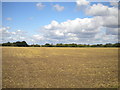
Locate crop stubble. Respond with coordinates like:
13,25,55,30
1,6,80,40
2,47,118,88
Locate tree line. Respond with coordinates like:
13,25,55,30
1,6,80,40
0,41,120,47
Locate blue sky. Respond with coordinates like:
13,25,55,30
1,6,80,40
1,1,119,44
2,2,90,34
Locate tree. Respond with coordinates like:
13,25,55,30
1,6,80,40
21,41,29,47
2,42,12,46
1,41,120,47
44,43,53,47
13,41,29,47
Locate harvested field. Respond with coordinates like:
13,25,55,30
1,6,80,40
2,47,118,88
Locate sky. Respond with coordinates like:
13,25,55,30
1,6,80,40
1,0,119,44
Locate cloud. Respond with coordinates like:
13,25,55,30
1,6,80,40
37,1,119,44
86,4,118,16
36,16,117,44
76,0,89,10
33,35,44,40
106,28,119,35
0,27,27,43
84,3,119,35
36,3,45,10
76,0,89,7
6,17,12,21
102,16,118,28
93,16,118,28
1,2,119,44
53,4,64,12
110,0,119,7
86,4,109,16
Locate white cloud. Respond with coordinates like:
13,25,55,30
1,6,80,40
110,0,118,7
76,0,89,10
11,32,16,35
36,2,118,44
1,2,119,44
53,4,64,12
6,17,12,21
33,35,44,40
38,16,117,44
0,27,28,43
106,28,119,35
102,16,118,28
84,2,119,36
76,0,89,7
86,4,109,16
0,27,10,31
93,15,118,28
36,3,45,10
86,4,118,17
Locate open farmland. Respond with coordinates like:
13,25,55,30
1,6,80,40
2,47,118,88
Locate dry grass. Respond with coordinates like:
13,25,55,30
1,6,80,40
2,47,118,88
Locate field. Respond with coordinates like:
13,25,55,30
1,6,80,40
2,47,118,88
